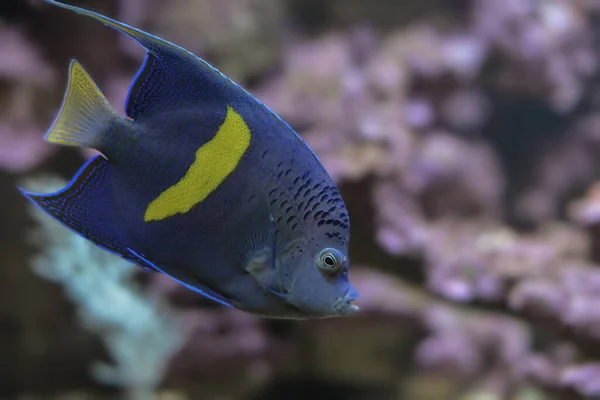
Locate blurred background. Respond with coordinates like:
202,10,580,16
3,0,600,399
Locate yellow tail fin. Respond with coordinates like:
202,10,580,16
45,60,118,148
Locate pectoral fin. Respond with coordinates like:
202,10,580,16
223,192,286,295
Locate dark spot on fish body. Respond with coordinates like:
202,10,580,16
291,222,298,231
295,184,309,198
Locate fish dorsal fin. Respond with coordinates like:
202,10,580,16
45,0,247,119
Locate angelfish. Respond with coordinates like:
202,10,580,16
20,0,359,319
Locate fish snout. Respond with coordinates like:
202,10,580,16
336,285,360,315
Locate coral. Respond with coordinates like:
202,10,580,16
21,176,185,400
347,268,600,399
472,0,597,112
7,0,600,398
0,23,56,172
123,0,284,82
424,219,589,303
512,114,600,225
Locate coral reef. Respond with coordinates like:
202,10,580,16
4,0,600,399
0,22,56,172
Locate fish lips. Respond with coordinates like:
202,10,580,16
336,285,360,315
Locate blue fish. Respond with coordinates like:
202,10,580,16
20,0,359,319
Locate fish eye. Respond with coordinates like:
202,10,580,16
317,248,343,273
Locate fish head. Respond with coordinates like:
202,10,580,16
278,243,359,318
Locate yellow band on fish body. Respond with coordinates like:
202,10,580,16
144,105,251,222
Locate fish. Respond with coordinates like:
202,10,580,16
19,0,359,319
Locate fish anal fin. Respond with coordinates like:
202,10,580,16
19,155,138,265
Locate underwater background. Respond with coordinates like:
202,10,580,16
2,0,600,399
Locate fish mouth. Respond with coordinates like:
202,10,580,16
337,286,360,314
